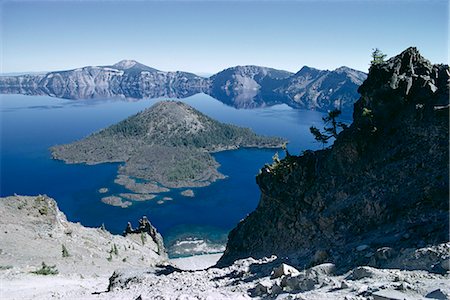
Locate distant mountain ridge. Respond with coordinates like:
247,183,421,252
0,60,367,114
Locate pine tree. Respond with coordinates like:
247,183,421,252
310,109,347,147
371,48,387,66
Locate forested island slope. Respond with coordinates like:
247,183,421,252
51,101,285,192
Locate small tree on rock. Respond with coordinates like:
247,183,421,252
371,48,387,66
310,109,347,147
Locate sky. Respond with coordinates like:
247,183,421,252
0,0,448,74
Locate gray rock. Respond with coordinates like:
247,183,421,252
372,290,412,300
271,263,300,279
308,263,336,276
348,266,376,280
280,274,317,292
356,245,369,252
376,247,396,261
440,258,449,271
270,283,283,295
340,280,350,289
251,282,271,296
426,289,449,300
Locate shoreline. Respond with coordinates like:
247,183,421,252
169,253,223,271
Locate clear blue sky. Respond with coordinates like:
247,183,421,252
1,0,448,74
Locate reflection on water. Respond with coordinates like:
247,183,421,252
0,84,298,110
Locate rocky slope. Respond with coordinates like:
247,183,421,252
0,61,366,114
0,195,167,276
51,101,285,196
218,47,449,272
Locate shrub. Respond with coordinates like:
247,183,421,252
62,244,70,258
31,262,58,275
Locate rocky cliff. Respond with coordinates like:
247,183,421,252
218,47,449,272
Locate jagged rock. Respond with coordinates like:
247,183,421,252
426,289,449,300
348,266,378,280
218,47,449,272
340,280,350,289
271,263,300,279
270,283,283,295
251,281,271,296
308,263,336,276
440,258,449,271
280,269,320,293
376,247,397,261
123,216,166,256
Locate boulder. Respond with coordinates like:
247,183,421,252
426,289,449,300
348,266,377,280
356,245,369,252
251,281,271,296
271,263,300,279
372,290,412,300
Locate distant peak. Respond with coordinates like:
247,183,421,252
334,66,351,72
295,66,321,76
113,60,139,69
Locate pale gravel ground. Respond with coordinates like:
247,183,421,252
170,253,222,271
3,255,449,300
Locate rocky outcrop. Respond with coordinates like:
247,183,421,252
123,216,166,256
0,60,366,114
218,47,449,272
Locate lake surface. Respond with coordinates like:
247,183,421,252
0,93,329,257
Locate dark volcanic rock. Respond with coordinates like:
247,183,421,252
217,47,449,272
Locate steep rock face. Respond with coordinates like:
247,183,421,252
218,47,449,272
209,65,293,108
278,66,367,114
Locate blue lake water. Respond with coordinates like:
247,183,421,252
0,93,330,256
